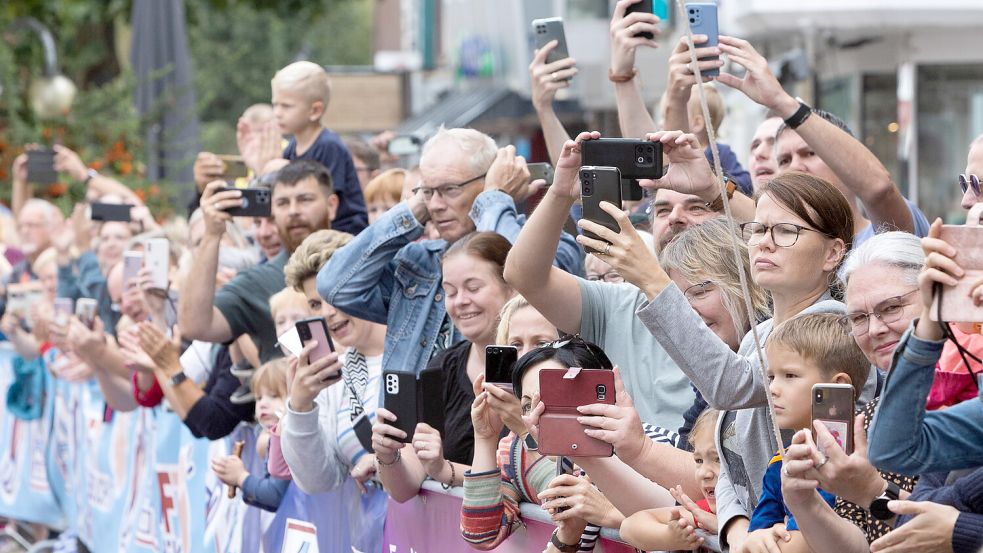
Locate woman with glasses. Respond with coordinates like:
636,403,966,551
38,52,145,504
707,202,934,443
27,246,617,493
580,171,858,552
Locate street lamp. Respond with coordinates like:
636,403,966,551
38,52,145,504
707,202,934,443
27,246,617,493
14,17,77,119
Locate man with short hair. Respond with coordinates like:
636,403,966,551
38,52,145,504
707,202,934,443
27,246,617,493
179,159,338,362
318,127,583,377
748,116,783,190
344,138,381,190
0,199,64,316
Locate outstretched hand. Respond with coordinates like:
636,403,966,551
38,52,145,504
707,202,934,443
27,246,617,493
550,131,602,201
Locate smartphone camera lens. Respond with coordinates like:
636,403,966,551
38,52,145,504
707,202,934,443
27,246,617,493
815,390,824,403
596,384,607,400
690,17,696,23
637,156,645,163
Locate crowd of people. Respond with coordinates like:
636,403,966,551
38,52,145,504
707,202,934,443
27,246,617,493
2,1,983,552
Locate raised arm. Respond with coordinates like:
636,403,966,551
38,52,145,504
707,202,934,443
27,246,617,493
715,35,914,233
10,153,29,216
529,41,575,164
53,145,143,205
176,181,236,343
609,0,660,138
662,36,724,135
504,134,599,334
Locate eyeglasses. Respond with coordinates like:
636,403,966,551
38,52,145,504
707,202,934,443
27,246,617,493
740,222,830,248
838,289,919,336
411,173,486,201
586,270,624,283
960,174,982,197
682,281,715,303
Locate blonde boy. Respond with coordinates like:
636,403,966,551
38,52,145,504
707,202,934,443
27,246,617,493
272,61,367,234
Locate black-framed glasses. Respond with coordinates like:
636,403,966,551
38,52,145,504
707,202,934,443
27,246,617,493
411,173,486,201
960,174,982,197
586,270,624,283
683,280,715,303
838,289,919,336
740,222,830,248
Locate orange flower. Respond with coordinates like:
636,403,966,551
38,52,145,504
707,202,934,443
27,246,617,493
119,161,133,175
134,188,146,202
148,184,160,197
46,182,68,197
89,159,104,171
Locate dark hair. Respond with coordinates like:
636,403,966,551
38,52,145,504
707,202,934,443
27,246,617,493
511,336,613,399
776,107,855,140
758,171,855,253
344,138,380,170
274,159,334,195
443,231,511,278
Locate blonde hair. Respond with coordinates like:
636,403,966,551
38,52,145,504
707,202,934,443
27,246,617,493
421,126,498,176
660,218,771,336
283,229,354,290
272,61,332,107
687,83,725,132
251,358,290,398
364,168,406,205
495,295,532,345
767,313,870,398
31,247,58,276
269,287,309,319
689,408,720,450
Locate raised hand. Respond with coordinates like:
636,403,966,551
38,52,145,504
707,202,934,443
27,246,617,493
609,0,660,77
470,374,506,441
714,36,798,118
287,342,342,412
484,146,537,202
550,131,602,201
529,40,577,113
671,485,719,534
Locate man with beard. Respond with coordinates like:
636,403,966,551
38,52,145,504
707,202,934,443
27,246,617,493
179,159,337,362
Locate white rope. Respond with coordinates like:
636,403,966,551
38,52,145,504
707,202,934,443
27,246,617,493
675,0,786,459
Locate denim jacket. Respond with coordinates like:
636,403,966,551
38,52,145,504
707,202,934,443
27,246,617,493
318,189,584,377
868,321,983,475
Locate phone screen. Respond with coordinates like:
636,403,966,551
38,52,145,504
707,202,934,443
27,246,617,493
485,346,517,391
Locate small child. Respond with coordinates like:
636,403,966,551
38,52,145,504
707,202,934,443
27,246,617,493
211,358,292,512
620,408,722,552
272,61,367,234
743,313,870,549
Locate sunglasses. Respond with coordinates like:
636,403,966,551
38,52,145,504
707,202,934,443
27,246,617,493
960,174,982,197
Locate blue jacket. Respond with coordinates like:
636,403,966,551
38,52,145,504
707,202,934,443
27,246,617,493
898,469,983,553
317,189,584,377
868,322,983,475
749,452,835,532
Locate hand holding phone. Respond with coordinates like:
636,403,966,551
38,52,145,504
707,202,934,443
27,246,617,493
685,3,720,77
145,238,170,291
295,317,336,366
811,384,855,456
537,368,616,457
26,149,58,185
532,18,570,66
485,345,518,393
527,163,554,187
75,298,98,329
222,187,271,217
580,166,624,254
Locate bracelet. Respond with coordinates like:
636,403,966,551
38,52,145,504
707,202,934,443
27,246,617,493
608,67,638,83
446,460,456,487
83,168,99,186
376,449,401,467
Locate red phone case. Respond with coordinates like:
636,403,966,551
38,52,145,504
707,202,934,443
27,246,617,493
538,368,616,457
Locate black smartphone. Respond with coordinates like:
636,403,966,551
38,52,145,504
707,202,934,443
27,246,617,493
26,149,58,185
528,162,555,186
417,366,446,437
580,166,623,254
582,139,663,181
295,317,336,367
89,202,133,222
485,345,518,393
223,187,272,217
383,371,418,443
625,0,655,39
532,17,570,65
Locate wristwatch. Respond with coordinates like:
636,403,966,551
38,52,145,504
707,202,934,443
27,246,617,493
706,176,737,212
868,480,901,520
167,371,189,388
550,528,579,553
784,98,813,130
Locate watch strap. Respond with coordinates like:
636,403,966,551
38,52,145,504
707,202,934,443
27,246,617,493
608,67,639,83
707,176,737,212
168,371,189,388
550,528,579,552
784,100,813,130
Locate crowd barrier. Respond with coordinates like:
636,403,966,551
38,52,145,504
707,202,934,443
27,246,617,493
0,344,633,553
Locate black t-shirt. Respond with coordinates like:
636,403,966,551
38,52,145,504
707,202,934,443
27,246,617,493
425,339,476,465
214,249,287,363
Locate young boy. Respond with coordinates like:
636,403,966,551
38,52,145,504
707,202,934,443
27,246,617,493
271,61,368,234
744,313,870,550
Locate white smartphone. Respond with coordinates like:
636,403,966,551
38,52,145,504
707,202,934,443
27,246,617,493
75,298,98,329
122,251,144,292
145,238,170,291
277,326,303,357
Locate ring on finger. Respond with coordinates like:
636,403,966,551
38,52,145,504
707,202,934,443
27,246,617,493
782,465,790,477
604,243,612,256
551,71,558,81
815,455,829,469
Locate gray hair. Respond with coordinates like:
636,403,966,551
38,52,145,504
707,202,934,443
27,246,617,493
421,126,498,176
840,231,923,289
20,198,63,224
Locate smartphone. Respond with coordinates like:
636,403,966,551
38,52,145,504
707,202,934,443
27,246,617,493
553,456,576,512
527,162,554,186
122,251,144,292
485,345,518,393
581,139,663,180
295,317,336,367
580,166,624,254
538,368,616,457
75,298,98,329
277,326,303,357
418,366,446,437
26,149,58,185
89,202,133,222
54,298,75,327
217,154,249,180
6,282,44,330
930,225,983,323
388,135,422,157
811,384,855,456
223,187,272,218
532,17,570,66
624,0,655,39
383,371,418,443
145,238,169,291
686,2,720,77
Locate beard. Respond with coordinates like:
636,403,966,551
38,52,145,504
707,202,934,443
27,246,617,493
278,210,334,253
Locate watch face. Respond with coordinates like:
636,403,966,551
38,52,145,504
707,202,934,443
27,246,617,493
870,498,893,520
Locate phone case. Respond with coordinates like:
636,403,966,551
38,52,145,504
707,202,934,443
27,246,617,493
532,17,569,65
217,155,249,179
383,372,418,443
26,150,58,185
580,167,623,254
686,3,720,77
527,163,554,186
122,251,144,291
538,368,616,457
485,345,518,392
225,187,272,217
417,366,446,436
624,0,655,39
931,224,983,323
581,139,663,180
296,317,336,366
145,238,170,290
75,298,98,328
89,202,133,222
811,384,854,455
